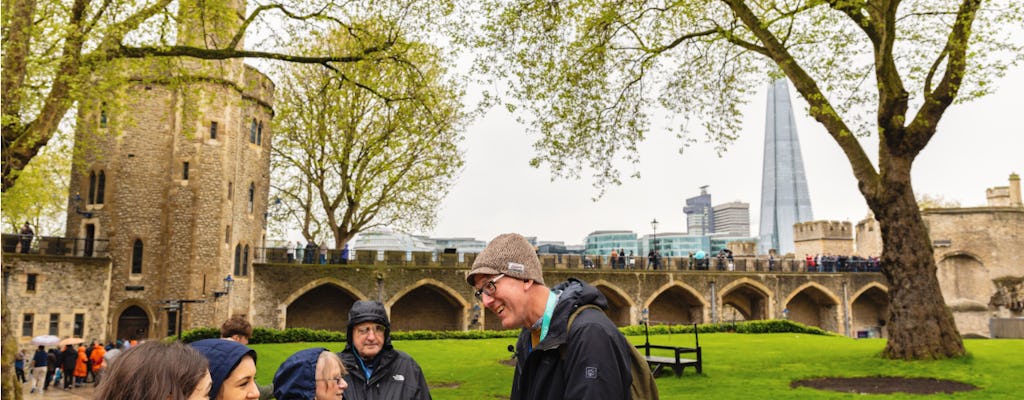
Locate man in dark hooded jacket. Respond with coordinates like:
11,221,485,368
339,300,431,400
467,233,636,400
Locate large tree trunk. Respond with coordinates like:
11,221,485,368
875,184,965,359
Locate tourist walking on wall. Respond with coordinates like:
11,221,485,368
273,348,348,399
19,221,33,253
467,233,646,400
339,300,431,400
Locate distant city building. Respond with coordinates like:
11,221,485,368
713,201,751,237
431,237,487,254
641,232,708,258
352,230,435,252
758,79,814,255
583,230,638,256
684,186,714,236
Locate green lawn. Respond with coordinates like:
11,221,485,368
250,334,1024,399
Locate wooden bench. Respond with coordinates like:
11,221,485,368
635,323,702,377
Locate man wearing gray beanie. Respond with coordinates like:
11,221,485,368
467,233,638,400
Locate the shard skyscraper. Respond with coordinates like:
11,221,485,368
758,79,813,255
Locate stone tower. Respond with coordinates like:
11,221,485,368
758,79,814,255
65,0,274,340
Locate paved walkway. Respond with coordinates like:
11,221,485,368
20,383,94,400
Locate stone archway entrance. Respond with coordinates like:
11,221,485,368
116,306,149,340
595,285,632,326
391,285,463,331
721,284,769,320
649,286,705,325
785,286,840,332
851,286,889,338
286,285,356,331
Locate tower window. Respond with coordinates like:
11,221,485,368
227,182,233,199
100,103,108,128
225,225,231,244
182,162,189,180
248,183,255,213
73,314,84,337
234,244,242,276
26,273,37,291
250,119,257,143
257,121,263,145
49,313,60,335
131,239,143,274
88,171,97,205
243,245,250,276
96,170,105,204
210,121,218,139
22,314,33,337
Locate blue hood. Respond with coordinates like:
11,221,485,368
190,339,257,398
273,347,328,400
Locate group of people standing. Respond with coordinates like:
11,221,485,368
20,340,118,394
91,305,431,400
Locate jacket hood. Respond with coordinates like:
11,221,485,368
343,300,393,352
538,278,608,350
273,347,327,400
190,339,257,398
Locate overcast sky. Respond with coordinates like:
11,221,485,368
425,64,1024,245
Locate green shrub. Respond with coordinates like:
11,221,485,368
176,319,827,344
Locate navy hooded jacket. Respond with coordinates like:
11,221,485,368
273,347,328,400
190,339,257,398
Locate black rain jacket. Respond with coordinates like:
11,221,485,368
339,300,431,400
511,278,632,400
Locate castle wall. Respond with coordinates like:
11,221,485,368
3,255,112,349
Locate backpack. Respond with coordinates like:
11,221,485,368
566,304,659,400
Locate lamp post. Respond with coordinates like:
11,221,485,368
160,299,206,341
650,218,659,270
214,274,234,299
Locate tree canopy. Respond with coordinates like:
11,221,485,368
270,20,468,249
473,0,1022,359
1,0,460,191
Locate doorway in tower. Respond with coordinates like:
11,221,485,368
116,305,150,340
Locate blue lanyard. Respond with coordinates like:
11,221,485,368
539,290,559,342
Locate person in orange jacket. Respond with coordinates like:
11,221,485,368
89,343,106,385
73,345,88,386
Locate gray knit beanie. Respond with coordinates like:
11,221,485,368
466,233,544,286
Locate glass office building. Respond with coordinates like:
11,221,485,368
584,231,639,256
758,79,813,255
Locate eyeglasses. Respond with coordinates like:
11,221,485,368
354,324,386,336
317,376,344,386
474,274,506,301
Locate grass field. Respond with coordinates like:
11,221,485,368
250,333,1024,399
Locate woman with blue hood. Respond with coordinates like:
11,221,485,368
273,348,348,399
191,338,260,400
339,300,431,400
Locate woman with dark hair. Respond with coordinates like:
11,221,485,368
190,338,259,400
94,341,211,400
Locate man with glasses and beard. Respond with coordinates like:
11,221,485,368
338,300,431,399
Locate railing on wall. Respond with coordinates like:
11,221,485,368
252,246,883,273
1,234,110,258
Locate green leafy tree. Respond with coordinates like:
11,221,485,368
0,125,70,235
474,0,1023,359
270,21,467,249
1,0,458,192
